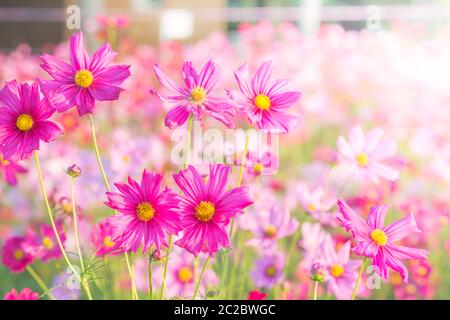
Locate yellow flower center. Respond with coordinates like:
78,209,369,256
405,284,417,295
330,264,345,278
390,272,402,286
190,87,206,104
136,202,155,222
0,155,10,166
265,265,277,277
178,266,194,283
356,152,369,167
253,163,264,173
307,203,317,212
195,201,215,222
16,114,34,131
74,69,94,88
264,225,277,238
103,236,115,248
254,94,271,111
370,228,388,246
417,266,428,277
14,249,24,260
42,237,54,249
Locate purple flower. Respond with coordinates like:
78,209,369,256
151,60,236,129
40,31,130,116
250,252,285,288
0,80,62,160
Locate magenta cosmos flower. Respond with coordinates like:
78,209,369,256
1,236,34,273
40,31,130,116
0,152,27,185
105,169,181,253
24,222,66,262
173,164,253,257
231,60,301,133
4,288,39,300
151,60,236,129
337,200,429,282
90,217,123,256
0,80,62,160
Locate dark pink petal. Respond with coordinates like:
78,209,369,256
69,32,90,70
75,89,95,116
258,110,299,134
215,186,253,221
34,121,63,142
336,200,371,241
93,65,131,86
164,104,190,129
372,250,389,280
182,61,198,90
198,59,220,93
89,43,117,73
0,80,21,112
251,60,273,95
89,83,123,101
383,247,409,282
269,91,301,109
206,164,230,201
384,213,421,242
367,205,389,230
40,80,79,113
352,241,379,258
40,54,74,81
384,244,428,260
173,165,206,205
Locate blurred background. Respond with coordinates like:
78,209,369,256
1,0,450,51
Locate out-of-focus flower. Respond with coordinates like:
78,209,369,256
66,164,82,177
299,222,329,270
4,288,39,300
151,60,236,129
173,164,253,257
0,152,27,185
0,80,62,160
1,236,34,272
337,200,428,282
51,272,81,300
231,60,301,133
244,151,278,177
90,217,123,256
320,238,362,299
310,262,327,282
297,184,336,225
243,205,298,249
336,126,399,184
24,222,66,262
40,31,130,115
250,252,285,288
247,290,268,300
105,169,181,253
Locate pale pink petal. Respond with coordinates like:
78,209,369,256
384,213,421,242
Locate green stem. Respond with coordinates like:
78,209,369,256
351,257,369,300
193,257,210,299
88,113,136,300
26,266,56,300
160,236,173,299
149,250,153,300
184,115,194,169
313,281,319,300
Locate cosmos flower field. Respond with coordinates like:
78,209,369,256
0,20,449,301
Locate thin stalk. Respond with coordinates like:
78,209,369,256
149,250,153,300
313,281,319,300
193,256,210,299
26,265,56,300
351,257,369,300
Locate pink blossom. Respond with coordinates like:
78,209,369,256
4,288,39,300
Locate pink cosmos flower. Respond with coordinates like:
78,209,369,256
24,222,66,262
241,205,298,249
231,60,301,133
297,184,336,226
151,59,236,129
244,151,278,177
337,200,429,282
105,169,181,253
0,80,62,160
0,152,27,185
173,164,253,257
336,126,399,183
320,237,362,299
4,288,39,300
90,217,123,256
40,31,131,116
250,252,285,288
1,236,34,273
247,290,268,300
298,222,329,270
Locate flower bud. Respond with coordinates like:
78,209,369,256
311,262,327,282
67,164,82,177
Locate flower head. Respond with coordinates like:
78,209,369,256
151,60,236,129
336,126,399,183
90,217,123,256
337,200,429,282
231,60,301,133
4,288,39,300
40,31,131,116
1,236,34,273
250,252,285,288
0,80,62,160
105,169,181,253
247,290,268,300
173,164,253,257
24,222,66,262
310,262,327,282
